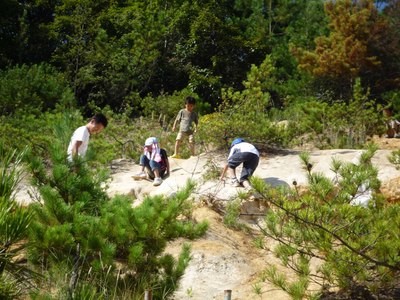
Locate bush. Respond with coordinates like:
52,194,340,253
252,146,400,299
0,144,35,299
0,63,75,116
140,88,211,124
0,110,83,159
198,103,293,150
26,120,208,298
283,79,385,149
197,55,297,150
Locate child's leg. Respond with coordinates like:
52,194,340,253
174,132,183,155
138,155,154,178
189,142,195,156
146,169,155,179
227,153,243,181
149,160,162,179
226,167,240,187
227,167,236,179
139,155,150,171
189,134,195,156
174,140,181,155
240,153,259,183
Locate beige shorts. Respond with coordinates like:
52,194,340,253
176,131,195,143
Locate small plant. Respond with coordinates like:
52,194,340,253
388,149,400,169
252,282,263,296
252,236,265,249
186,287,194,298
202,158,221,181
223,199,243,229
284,79,384,149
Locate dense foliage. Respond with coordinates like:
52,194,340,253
0,0,398,115
25,119,208,299
0,145,35,299
0,0,398,155
1,0,400,298
251,146,400,299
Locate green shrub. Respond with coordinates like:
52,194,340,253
0,109,83,160
140,88,211,123
0,144,35,299
0,63,75,116
382,90,400,120
198,107,292,150
223,199,243,229
197,55,296,149
26,120,208,298
253,146,400,298
283,79,385,149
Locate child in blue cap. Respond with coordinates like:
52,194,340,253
220,138,259,188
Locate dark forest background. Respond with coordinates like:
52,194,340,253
1,0,399,156
1,0,399,114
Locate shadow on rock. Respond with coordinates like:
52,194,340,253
263,177,290,188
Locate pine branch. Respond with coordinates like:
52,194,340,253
255,219,326,262
263,193,400,271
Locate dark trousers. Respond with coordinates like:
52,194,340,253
227,152,259,182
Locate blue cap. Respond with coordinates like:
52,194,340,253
231,138,244,148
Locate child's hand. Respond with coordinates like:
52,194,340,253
172,126,176,132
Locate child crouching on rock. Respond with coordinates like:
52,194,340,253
220,138,259,189
134,137,170,186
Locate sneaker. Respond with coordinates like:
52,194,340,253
230,178,241,187
244,185,253,193
132,171,147,180
153,177,163,186
242,180,251,189
171,153,182,159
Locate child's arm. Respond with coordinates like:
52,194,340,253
172,118,178,132
71,141,83,158
220,164,228,181
172,110,181,132
193,113,199,133
166,158,170,175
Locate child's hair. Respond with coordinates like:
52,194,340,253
92,113,108,128
185,96,196,105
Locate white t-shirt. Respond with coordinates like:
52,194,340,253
67,126,90,161
228,142,259,159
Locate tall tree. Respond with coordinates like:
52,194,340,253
375,0,400,95
0,0,57,68
233,0,328,106
293,0,387,99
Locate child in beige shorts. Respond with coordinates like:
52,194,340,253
171,97,198,158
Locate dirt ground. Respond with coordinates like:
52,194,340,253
370,134,400,150
14,135,400,299
167,207,292,300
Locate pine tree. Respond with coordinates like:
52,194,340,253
252,145,400,299
26,114,208,299
0,144,35,299
293,0,385,99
